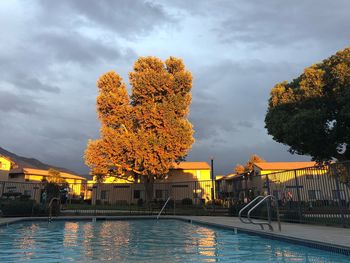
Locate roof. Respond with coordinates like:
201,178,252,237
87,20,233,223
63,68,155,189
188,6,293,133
171,162,210,170
0,155,14,163
0,146,77,174
215,175,225,180
216,173,243,181
254,162,317,171
10,167,86,181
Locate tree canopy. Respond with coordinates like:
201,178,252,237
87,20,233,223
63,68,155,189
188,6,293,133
234,164,245,175
265,47,350,161
85,57,194,186
234,154,265,175
245,154,266,172
47,168,65,184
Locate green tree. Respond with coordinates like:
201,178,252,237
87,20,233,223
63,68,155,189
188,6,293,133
85,56,194,203
47,168,65,184
265,47,350,161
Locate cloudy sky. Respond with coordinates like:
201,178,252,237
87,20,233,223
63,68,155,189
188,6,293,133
1,0,349,176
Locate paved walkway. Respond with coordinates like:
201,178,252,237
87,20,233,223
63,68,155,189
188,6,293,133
175,216,350,250
1,215,349,252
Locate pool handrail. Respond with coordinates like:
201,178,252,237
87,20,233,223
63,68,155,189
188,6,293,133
247,195,281,231
48,197,60,222
157,196,171,219
238,196,264,224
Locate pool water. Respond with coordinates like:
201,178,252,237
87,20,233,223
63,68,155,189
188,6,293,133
0,219,348,262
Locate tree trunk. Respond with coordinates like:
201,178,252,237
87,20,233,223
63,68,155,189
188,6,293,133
144,176,154,205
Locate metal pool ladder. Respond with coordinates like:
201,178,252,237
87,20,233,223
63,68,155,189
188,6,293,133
48,197,60,222
239,195,281,231
157,196,171,219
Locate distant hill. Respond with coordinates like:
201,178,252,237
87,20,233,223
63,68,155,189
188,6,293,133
0,146,80,175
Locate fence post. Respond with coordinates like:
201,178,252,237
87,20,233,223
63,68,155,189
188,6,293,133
129,186,132,215
334,174,346,228
266,175,272,224
293,170,303,223
1,181,5,199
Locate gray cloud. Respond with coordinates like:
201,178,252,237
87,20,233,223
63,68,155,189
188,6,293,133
36,0,176,38
10,74,60,93
216,1,350,47
0,90,42,114
34,31,124,66
0,1,348,175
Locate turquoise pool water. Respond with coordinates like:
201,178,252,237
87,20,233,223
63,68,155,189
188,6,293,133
0,219,348,262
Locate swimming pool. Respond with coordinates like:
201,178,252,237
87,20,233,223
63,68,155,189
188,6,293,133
0,219,348,262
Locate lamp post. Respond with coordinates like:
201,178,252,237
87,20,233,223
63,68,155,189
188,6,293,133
210,157,215,201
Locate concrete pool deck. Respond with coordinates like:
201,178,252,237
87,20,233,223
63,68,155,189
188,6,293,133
1,215,349,255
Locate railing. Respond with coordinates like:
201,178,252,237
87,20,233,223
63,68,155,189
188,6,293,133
239,195,281,231
157,196,171,219
238,196,264,224
48,197,60,222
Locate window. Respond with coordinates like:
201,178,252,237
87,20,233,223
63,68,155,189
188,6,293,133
134,190,141,199
155,190,163,199
332,190,346,200
101,190,109,200
308,190,322,200
196,170,201,179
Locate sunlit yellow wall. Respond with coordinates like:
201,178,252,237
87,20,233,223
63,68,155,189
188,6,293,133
166,169,211,182
251,167,330,200
88,168,214,204
254,168,327,184
0,157,11,181
91,175,134,184
24,174,84,196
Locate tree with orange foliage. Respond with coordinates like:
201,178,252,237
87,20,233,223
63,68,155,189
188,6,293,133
85,57,194,203
245,154,266,173
234,164,245,175
233,154,266,177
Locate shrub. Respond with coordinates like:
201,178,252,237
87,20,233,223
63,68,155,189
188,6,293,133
83,199,92,205
137,198,144,207
70,199,84,204
0,200,39,216
206,199,224,207
181,198,193,206
281,210,302,222
228,204,245,216
1,192,22,199
20,195,31,201
43,182,61,205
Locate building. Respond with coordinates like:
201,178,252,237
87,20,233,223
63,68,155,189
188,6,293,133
250,162,344,202
0,155,13,181
0,154,86,202
89,162,213,205
216,162,321,202
216,173,254,203
253,162,317,176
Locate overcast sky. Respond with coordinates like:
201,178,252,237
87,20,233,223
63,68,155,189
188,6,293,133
1,0,350,175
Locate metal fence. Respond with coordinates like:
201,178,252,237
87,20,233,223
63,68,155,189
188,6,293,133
1,161,349,227
218,161,350,227
0,180,221,217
